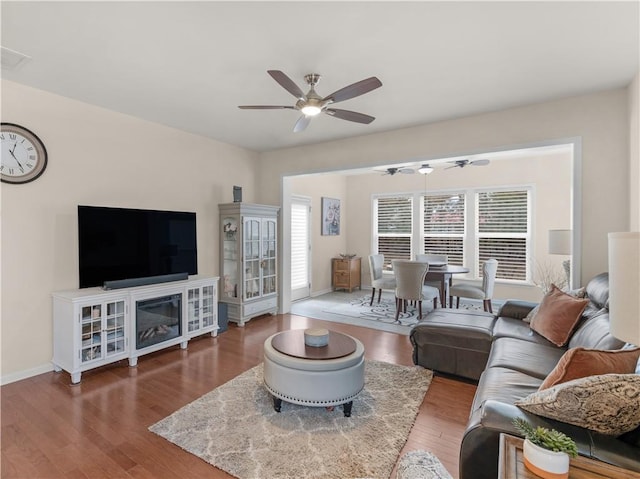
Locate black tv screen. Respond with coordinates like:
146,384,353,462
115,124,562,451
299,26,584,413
78,205,197,288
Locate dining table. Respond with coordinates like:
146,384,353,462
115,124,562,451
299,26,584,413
423,264,470,308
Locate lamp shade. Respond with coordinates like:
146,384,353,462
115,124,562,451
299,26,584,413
608,232,640,346
548,229,572,255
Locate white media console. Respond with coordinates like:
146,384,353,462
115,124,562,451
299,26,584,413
52,275,219,384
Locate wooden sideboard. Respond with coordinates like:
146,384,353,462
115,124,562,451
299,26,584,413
332,257,361,293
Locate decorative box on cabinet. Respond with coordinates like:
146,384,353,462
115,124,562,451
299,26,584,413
332,257,361,293
52,275,218,383
219,202,280,326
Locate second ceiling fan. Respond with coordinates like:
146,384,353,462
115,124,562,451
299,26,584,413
239,70,382,133
446,159,490,169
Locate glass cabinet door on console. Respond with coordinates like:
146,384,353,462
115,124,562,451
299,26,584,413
80,300,126,363
186,279,218,338
219,203,280,327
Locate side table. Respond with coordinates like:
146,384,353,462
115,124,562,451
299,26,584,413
332,256,361,292
498,433,640,479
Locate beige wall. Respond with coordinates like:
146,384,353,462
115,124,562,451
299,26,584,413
289,175,348,293
259,89,630,296
629,72,639,231
291,152,571,302
1,80,259,382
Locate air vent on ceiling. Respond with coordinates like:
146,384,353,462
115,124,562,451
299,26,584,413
1,46,32,71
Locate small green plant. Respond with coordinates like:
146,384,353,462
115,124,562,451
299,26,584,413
513,418,578,457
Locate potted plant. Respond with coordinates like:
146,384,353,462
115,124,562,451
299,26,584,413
513,418,578,479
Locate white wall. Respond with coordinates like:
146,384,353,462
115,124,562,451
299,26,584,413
1,80,259,382
258,88,630,313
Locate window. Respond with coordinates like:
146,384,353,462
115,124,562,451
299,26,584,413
477,189,530,281
423,193,465,266
373,186,532,282
373,195,412,269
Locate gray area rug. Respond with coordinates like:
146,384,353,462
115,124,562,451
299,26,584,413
396,450,453,479
149,360,433,479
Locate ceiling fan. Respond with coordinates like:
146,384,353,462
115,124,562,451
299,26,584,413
238,70,382,133
382,167,415,176
445,159,491,169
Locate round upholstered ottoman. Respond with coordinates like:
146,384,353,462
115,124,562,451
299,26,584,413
263,329,365,417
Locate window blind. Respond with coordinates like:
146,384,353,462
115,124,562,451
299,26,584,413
375,196,412,268
423,194,465,265
477,190,529,280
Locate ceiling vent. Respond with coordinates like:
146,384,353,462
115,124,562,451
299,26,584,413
1,46,32,71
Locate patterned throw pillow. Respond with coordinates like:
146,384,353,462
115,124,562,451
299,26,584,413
539,347,640,390
516,374,640,436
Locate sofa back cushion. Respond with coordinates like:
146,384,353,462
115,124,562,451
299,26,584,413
568,312,625,350
584,272,609,312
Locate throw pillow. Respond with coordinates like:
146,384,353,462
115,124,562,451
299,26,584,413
529,285,589,346
539,347,640,390
516,374,640,436
524,286,586,324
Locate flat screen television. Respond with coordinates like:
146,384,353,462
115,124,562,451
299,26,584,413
78,205,197,288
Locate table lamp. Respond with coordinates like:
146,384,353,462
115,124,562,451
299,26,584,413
548,229,572,288
608,232,640,347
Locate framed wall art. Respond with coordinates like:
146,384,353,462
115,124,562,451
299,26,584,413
321,197,340,236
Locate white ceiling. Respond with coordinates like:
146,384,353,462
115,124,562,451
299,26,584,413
1,1,638,153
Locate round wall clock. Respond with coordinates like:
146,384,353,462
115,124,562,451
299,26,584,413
1,123,48,184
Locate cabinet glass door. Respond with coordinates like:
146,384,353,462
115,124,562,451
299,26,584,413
187,288,200,332
244,218,261,300
201,285,215,327
81,304,103,363
105,300,126,357
262,218,277,296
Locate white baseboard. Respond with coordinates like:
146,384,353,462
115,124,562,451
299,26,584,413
311,288,333,297
1,363,54,386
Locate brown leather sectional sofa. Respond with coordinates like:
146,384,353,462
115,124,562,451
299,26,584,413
409,273,640,479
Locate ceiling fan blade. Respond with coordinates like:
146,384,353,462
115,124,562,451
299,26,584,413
268,70,306,100
238,105,296,110
325,108,375,124
293,115,311,133
322,77,382,103
471,159,490,166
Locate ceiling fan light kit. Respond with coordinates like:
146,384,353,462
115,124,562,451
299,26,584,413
418,164,434,175
239,70,382,132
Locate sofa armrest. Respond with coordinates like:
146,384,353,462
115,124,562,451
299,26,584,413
496,300,538,321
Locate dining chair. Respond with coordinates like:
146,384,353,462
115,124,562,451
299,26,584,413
449,259,498,313
416,253,448,306
391,259,440,322
368,254,397,306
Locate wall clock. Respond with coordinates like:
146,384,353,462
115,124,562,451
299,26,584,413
1,123,48,184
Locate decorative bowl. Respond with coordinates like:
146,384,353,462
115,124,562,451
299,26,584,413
304,328,329,347
340,253,356,259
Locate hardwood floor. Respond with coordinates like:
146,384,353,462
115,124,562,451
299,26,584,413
1,314,476,478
